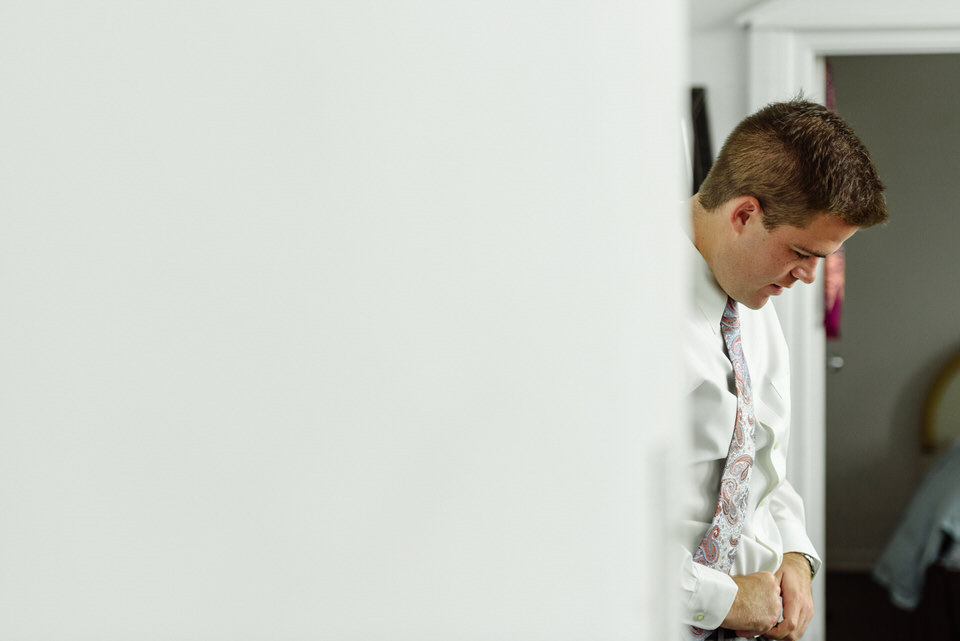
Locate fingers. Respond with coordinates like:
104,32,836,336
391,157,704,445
763,597,812,640
723,571,782,636
764,621,807,640
763,610,809,638
765,554,814,639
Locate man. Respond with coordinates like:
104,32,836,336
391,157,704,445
681,99,888,640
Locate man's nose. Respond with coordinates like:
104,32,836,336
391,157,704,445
792,257,819,284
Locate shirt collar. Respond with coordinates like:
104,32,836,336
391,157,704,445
686,236,728,336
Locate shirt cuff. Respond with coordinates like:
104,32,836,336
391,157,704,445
680,561,738,630
779,531,821,577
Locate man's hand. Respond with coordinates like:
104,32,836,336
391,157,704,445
720,571,782,637
764,552,814,640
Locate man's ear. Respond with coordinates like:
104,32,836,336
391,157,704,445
727,196,763,234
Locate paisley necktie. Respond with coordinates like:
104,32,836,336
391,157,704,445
689,297,757,640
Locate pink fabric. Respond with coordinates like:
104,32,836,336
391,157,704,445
824,247,845,339
824,59,845,340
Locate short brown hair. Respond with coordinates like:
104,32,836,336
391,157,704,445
698,99,888,230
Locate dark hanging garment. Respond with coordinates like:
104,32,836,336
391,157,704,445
690,87,713,195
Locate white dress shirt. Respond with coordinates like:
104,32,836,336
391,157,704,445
679,238,821,630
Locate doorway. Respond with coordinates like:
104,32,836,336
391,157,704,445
824,52,960,638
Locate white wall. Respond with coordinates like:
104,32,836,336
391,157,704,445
826,53,960,569
0,1,688,639
689,0,768,156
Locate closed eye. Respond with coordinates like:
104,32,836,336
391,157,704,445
791,245,828,260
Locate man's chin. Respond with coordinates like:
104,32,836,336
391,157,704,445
740,294,769,311
743,284,787,309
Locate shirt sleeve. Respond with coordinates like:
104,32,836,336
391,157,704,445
767,478,822,576
679,545,738,629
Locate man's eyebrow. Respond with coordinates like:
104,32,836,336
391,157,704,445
793,245,830,259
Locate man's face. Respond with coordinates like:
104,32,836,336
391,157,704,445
721,211,858,310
